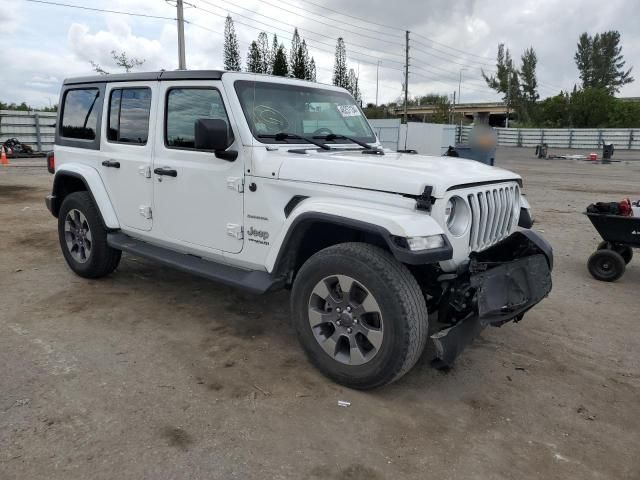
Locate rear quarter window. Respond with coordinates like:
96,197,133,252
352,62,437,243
61,88,100,140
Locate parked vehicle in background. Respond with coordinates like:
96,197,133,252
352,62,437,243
45,70,552,389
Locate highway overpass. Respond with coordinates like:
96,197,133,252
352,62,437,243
390,102,508,125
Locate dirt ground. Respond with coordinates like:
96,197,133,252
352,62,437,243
1,147,639,480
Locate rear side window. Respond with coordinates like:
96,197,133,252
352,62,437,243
165,88,233,149
61,88,100,139
108,88,152,144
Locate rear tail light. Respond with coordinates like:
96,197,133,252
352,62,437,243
46,151,55,174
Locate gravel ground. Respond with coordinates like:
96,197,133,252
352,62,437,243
1,147,639,480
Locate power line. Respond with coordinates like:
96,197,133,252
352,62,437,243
228,0,405,46
23,0,176,20
189,1,406,70
410,42,563,95
272,0,404,35
411,31,496,63
196,0,405,62
409,71,497,96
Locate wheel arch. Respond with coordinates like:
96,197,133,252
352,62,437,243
51,165,119,229
269,209,452,283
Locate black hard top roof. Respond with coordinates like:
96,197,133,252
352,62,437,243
63,70,226,85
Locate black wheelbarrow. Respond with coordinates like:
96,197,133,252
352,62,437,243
586,212,638,281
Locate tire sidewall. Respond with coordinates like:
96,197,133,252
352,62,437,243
58,192,109,277
291,247,417,388
588,250,625,282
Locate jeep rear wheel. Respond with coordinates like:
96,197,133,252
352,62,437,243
291,243,428,389
58,192,121,278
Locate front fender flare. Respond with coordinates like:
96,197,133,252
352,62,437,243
266,197,452,272
52,164,120,229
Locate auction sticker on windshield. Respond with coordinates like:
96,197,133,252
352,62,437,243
336,104,361,117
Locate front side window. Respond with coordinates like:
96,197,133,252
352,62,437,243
234,80,375,143
165,88,233,149
108,88,152,144
61,88,100,140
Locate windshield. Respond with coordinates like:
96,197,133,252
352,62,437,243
234,80,376,144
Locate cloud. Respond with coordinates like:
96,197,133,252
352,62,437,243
2,0,640,107
67,18,167,71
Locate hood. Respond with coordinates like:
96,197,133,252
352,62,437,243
277,150,521,198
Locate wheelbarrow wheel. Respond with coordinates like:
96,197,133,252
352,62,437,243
597,241,633,264
588,249,625,282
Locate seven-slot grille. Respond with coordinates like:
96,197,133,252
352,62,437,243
467,184,519,251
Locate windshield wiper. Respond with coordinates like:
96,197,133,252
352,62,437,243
312,133,380,151
258,132,330,150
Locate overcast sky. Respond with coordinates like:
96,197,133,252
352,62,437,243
1,0,639,108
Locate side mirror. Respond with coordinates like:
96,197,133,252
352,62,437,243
194,118,237,161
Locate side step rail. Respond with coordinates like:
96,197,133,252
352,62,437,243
107,232,284,294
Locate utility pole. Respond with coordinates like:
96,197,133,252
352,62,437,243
176,0,186,69
505,73,511,128
375,60,380,106
458,68,467,107
452,91,456,124
403,30,409,125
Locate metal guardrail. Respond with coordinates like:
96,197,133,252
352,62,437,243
0,110,57,152
458,126,640,150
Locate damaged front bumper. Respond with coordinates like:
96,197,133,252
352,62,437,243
431,230,553,366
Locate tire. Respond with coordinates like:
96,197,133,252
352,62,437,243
58,191,121,278
618,246,633,264
291,242,429,390
588,249,625,282
597,241,633,264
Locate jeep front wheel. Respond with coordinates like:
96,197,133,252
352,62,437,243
58,191,121,279
291,243,428,389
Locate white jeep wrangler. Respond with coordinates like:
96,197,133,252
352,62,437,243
46,71,552,389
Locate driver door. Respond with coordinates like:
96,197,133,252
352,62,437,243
152,82,244,254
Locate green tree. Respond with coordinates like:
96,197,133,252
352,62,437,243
536,92,570,127
0,101,57,111
300,40,311,80
518,47,539,123
270,34,279,74
570,87,615,127
308,58,317,82
408,94,450,123
333,37,349,89
575,33,593,88
290,28,303,78
574,31,633,94
272,44,289,77
608,100,640,127
347,68,360,101
257,32,270,74
362,103,389,119
246,41,262,73
223,15,241,71
482,43,520,105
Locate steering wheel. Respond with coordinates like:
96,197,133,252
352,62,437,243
312,127,334,136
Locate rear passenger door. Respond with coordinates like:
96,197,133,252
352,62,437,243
100,83,155,231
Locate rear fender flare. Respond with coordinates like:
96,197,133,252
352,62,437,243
53,164,120,229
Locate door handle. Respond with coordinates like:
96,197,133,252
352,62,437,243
102,160,120,168
154,167,178,177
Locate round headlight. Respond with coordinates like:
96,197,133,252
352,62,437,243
445,196,471,237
